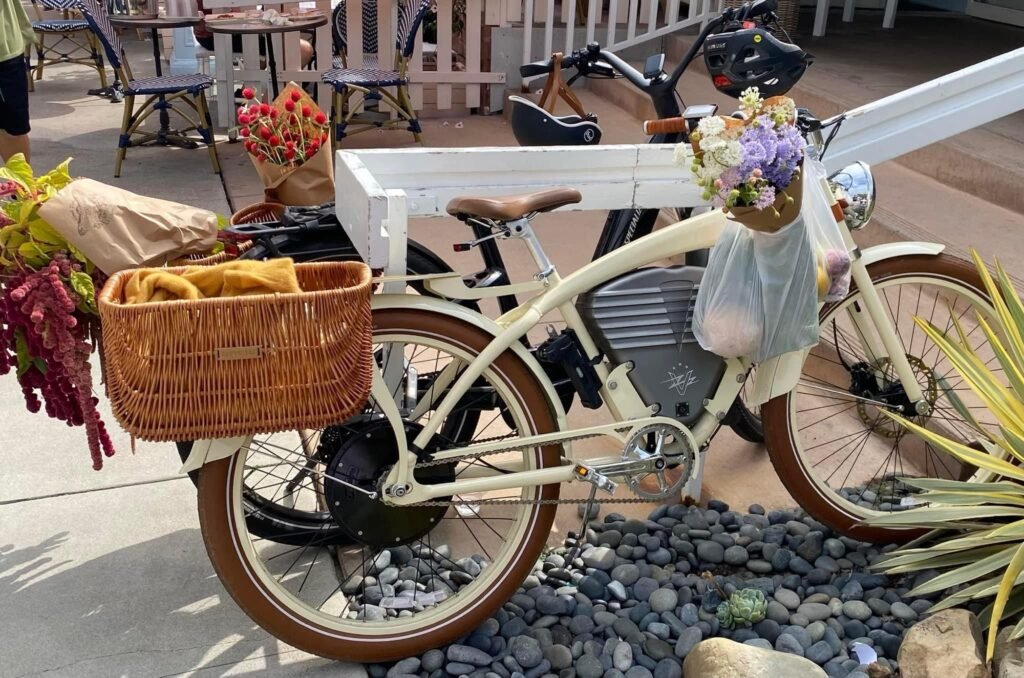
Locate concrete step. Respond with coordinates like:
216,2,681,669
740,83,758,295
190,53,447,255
665,32,1024,216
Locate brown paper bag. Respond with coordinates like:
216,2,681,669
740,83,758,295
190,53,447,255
38,178,219,274
254,144,335,206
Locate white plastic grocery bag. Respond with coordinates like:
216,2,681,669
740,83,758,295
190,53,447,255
803,159,852,302
694,214,820,363
749,215,819,362
692,221,764,359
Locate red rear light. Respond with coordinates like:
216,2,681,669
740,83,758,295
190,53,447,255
742,20,756,28
712,74,732,89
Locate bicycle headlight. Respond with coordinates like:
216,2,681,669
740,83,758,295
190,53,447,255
828,161,876,230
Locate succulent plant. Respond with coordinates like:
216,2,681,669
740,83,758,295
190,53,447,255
715,588,767,629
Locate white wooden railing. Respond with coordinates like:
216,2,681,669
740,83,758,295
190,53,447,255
521,0,721,74
198,0,721,125
822,46,1024,172
336,44,1024,271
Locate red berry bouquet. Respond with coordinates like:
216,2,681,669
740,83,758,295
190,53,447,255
236,83,335,206
0,155,114,469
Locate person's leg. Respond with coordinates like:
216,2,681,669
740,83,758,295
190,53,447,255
300,39,313,68
0,56,31,162
0,131,30,162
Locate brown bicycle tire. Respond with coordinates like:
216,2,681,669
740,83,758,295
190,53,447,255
763,253,989,544
197,308,562,662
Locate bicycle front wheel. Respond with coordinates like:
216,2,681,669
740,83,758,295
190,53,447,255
197,308,562,661
763,254,1002,543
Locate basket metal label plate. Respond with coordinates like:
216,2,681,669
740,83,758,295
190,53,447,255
215,346,263,361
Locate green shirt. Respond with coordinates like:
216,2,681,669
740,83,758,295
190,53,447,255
1,0,36,63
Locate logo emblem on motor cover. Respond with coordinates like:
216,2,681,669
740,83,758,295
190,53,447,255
584,128,596,142
663,362,699,396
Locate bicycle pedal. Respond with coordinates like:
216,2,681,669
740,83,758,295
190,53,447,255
573,464,617,494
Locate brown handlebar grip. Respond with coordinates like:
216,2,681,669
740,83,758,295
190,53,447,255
643,117,688,135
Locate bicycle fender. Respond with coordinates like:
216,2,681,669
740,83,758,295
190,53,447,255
859,241,945,267
180,436,248,475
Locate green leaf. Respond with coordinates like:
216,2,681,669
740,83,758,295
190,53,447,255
877,544,1011,574
70,272,97,313
884,413,1024,482
907,544,1017,596
980,586,1024,628
938,374,990,438
27,218,65,246
911,490,1024,507
36,157,72,193
14,329,31,377
917,316,1024,428
988,542,1024,660
929,574,1003,612
995,258,1024,371
976,312,1024,404
901,478,1024,494
1003,426,1024,467
972,250,1024,385
1013,616,1024,641
0,153,35,190
865,503,1024,525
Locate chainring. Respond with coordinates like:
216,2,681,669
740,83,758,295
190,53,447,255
621,424,695,501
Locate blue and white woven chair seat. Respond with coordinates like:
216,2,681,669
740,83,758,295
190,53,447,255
331,54,380,69
125,73,213,95
323,66,404,88
33,18,89,31
39,0,83,10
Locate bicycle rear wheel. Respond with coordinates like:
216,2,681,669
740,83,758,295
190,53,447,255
197,308,562,661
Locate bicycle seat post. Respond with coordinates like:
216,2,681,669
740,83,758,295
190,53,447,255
506,215,556,281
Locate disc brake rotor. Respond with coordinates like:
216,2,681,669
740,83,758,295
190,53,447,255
855,356,938,438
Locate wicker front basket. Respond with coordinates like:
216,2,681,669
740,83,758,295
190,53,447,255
98,261,373,442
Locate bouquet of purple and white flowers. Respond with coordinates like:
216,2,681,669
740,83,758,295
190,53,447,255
678,88,806,232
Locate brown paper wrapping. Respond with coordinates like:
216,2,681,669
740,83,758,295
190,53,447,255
727,169,804,234
38,178,219,274
254,143,335,206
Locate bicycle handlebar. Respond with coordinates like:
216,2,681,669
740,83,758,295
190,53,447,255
643,117,688,135
519,0,778,102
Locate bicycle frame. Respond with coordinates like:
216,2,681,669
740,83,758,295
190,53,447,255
372,177,928,506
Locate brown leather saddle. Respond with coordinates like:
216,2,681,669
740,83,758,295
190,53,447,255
446,187,583,221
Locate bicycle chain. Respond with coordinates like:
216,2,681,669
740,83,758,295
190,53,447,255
398,426,658,507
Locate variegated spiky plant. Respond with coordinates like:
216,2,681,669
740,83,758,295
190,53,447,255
869,250,1024,661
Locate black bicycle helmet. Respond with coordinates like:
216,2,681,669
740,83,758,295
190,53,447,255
508,96,602,147
703,27,811,98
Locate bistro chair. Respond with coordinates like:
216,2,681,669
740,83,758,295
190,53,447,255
321,0,431,144
331,0,379,69
26,0,108,92
78,0,220,178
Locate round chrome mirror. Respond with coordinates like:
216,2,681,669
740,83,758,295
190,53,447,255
828,161,876,230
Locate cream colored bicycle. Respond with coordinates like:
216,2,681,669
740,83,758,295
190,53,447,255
184,107,1004,659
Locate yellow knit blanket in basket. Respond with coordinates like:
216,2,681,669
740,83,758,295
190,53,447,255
124,258,302,304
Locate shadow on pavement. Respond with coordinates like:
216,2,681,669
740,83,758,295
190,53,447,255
0,528,350,677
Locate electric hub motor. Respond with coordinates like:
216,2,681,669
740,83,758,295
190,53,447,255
321,420,455,548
